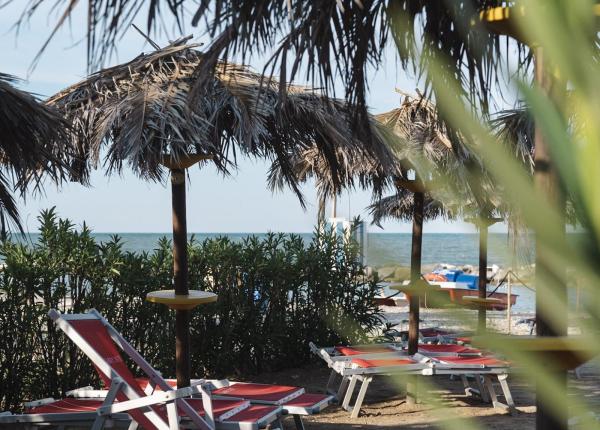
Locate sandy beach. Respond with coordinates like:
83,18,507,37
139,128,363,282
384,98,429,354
260,361,600,429
251,348,600,429
379,304,536,336
247,305,599,429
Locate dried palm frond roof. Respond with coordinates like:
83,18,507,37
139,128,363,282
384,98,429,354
12,1,527,142
491,105,583,226
370,92,507,223
374,93,467,179
0,73,73,232
48,37,396,198
368,188,455,226
491,107,535,173
268,91,474,221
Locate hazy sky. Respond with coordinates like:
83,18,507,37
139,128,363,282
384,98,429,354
1,3,503,234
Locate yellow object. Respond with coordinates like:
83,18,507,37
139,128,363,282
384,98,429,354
160,153,213,170
146,290,218,310
462,296,502,307
473,335,599,370
479,6,526,40
480,5,600,42
390,281,442,296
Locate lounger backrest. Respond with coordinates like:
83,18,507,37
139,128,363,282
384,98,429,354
50,311,171,430
67,318,145,395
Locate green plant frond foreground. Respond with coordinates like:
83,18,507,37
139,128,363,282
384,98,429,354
410,1,600,426
0,208,380,411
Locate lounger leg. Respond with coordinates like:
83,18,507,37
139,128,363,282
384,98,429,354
475,375,489,403
461,375,473,397
350,377,372,419
483,375,513,413
342,376,359,411
326,370,339,397
127,422,139,430
166,401,179,430
497,374,516,410
293,414,306,430
92,379,123,430
336,376,351,403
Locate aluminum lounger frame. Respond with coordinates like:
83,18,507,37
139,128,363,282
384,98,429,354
65,378,331,429
0,310,283,430
309,342,425,418
310,342,515,418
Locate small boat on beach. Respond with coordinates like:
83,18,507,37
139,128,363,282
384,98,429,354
375,264,519,310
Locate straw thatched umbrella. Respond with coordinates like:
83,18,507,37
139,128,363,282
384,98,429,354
48,36,395,387
0,73,72,235
368,189,455,225
15,1,526,139
268,143,399,221
373,94,470,365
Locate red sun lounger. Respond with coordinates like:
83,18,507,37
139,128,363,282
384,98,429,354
130,377,331,424
416,344,482,355
334,344,401,356
57,309,330,429
310,341,515,418
0,310,287,430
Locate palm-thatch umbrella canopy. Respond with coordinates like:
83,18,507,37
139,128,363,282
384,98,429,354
0,73,72,235
368,189,454,225
268,143,399,220
373,92,513,373
373,94,467,375
48,36,395,387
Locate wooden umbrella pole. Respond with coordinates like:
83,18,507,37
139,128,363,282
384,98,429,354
477,219,488,333
533,47,567,430
407,189,424,405
171,168,191,388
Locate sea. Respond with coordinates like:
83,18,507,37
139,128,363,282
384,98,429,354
17,232,533,268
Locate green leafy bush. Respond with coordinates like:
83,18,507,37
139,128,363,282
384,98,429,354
0,208,381,410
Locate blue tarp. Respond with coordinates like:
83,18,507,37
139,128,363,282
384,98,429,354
455,273,479,290
433,269,462,282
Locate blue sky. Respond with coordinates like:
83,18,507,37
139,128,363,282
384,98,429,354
1,3,504,234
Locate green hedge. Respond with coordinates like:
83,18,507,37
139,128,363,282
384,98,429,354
0,209,381,411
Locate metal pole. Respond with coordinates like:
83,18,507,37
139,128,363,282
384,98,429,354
407,190,424,405
534,47,567,430
331,195,337,218
478,219,488,333
507,270,512,334
171,168,191,388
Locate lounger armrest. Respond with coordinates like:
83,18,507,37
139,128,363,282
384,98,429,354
97,384,204,415
23,398,56,408
68,389,109,398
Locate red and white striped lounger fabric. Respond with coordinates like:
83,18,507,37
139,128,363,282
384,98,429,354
55,310,329,428
310,341,515,419
0,310,284,430
24,397,274,424
135,378,332,416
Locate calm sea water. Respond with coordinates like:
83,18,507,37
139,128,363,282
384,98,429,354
16,232,532,268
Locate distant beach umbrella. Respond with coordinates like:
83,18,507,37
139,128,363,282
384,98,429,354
368,189,454,225
48,36,396,387
373,93,465,386
374,93,507,379
0,73,73,236
268,144,400,220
